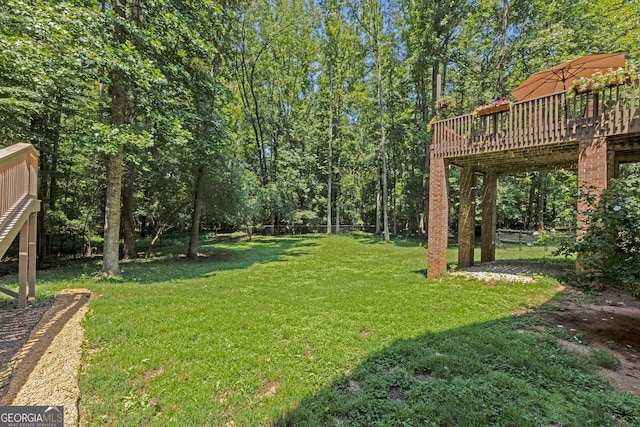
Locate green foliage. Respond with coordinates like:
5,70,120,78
280,318,639,426
590,349,621,371
1,0,639,260
557,166,640,295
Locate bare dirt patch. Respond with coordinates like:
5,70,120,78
461,261,640,398
540,286,640,397
255,378,284,399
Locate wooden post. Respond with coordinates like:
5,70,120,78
28,213,37,299
18,221,29,308
481,171,497,263
458,167,476,268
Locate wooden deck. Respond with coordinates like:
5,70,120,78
427,77,640,278
431,76,640,174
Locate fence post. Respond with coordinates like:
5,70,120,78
518,230,522,251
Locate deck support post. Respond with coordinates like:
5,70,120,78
577,136,615,271
577,136,614,236
18,220,29,308
427,157,449,278
28,212,37,299
16,214,37,308
458,167,476,269
481,171,497,263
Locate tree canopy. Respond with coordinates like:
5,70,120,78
1,0,638,269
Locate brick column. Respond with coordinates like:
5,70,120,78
577,137,614,272
577,137,613,238
481,171,497,263
458,167,476,268
427,157,449,278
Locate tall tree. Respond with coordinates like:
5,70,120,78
232,0,320,230
351,0,392,241
403,0,469,233
102,0,128,277
121,0,141,260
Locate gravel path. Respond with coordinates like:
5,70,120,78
452,260,572,282
0,289,91,427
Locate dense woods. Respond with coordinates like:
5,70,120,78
1,0,639,274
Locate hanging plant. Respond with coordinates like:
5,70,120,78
435,95,457,111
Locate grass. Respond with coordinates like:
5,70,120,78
2,233,638,426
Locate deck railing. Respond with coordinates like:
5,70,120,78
432,76,640,159
0,143,38,222
0,143,40,308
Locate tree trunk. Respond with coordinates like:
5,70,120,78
327,63,333,234
103,68,125,276
392,173,397,236
122,161,137,259
431,62,441,108
375,154,381,234
121,0,139,260
103,149,124,276
376,39,390,242
526,173,536,230
187,165,206,260
496,0,509,95
102,0,128,277
536,171,546,232
335,180,340,234
425,64,441,237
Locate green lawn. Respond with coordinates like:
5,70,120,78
3,234,639,426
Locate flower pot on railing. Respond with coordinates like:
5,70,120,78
570,68,637,96
475,103,510,117
571,85,592,95
474,100,512,118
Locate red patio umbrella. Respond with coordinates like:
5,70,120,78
511,53,626,101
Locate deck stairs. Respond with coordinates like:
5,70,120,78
0,143,40,308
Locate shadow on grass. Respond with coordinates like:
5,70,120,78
348,232,427,249
276,308,640,427
119,236,319,284
0,236,319,287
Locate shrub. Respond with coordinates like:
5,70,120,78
556,170,640,295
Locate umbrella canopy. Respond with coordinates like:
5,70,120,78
511,53,626,101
